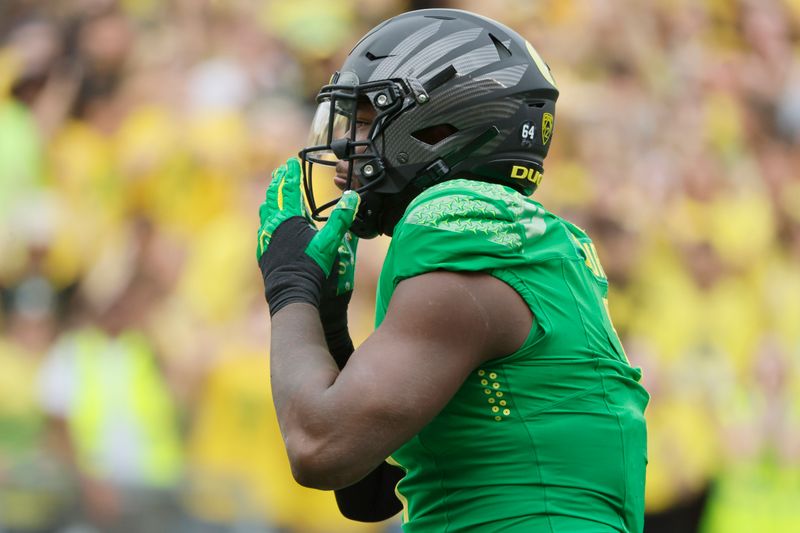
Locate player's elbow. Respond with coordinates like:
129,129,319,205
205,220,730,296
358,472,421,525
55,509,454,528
289,454,334,490
286,437,353,490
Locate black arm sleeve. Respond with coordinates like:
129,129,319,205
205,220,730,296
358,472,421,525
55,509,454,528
318,292,355,370
335,461,405,522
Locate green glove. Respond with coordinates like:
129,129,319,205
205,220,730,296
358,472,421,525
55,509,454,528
257,157,360,315
256,158,309,260
329,232,359,297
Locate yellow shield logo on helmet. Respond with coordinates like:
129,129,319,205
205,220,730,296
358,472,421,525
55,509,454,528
542,113,554,145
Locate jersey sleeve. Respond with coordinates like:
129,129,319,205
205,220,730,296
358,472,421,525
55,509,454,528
388,184,531,284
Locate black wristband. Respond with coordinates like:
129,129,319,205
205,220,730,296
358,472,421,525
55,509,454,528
259,217,325,316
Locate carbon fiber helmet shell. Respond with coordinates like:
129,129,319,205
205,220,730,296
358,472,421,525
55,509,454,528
299,8,559,237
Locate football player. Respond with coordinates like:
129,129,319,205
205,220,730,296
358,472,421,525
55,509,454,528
257,9,649,532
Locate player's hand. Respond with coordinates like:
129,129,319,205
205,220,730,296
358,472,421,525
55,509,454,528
256,157,310,261
257,157,360,316
323,232,358,299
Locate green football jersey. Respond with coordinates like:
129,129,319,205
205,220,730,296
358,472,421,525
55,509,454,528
375,180,649,532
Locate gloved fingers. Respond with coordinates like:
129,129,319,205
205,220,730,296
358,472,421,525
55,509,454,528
307,191,361,274
264,164,286,210
319,191,360,248
338,232,358,270
335,232,358,295
257,165,285,258
281,157,305,216
261,159,304,218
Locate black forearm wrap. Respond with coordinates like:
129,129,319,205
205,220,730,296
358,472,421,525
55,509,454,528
259,217,324,316
319,293,355,369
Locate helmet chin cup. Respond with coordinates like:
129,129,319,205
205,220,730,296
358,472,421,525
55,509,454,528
348,192,383,239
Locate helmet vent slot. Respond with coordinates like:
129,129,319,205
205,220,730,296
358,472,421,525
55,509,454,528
489,33,512,58
527,101,546,108
366,51,392,61
411,123,459,146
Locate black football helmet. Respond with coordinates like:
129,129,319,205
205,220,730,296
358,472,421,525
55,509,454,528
299,8,559,238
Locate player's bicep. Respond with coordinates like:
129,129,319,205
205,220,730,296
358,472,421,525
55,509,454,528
328,271,495,459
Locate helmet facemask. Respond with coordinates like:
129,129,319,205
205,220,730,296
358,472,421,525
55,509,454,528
299,71,407,229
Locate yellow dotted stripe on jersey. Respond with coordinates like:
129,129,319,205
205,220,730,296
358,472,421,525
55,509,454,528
477,369,511,421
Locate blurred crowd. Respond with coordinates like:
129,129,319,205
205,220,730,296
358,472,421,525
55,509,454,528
0,0,798,532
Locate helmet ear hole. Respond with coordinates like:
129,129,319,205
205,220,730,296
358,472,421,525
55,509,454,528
411,124,459,146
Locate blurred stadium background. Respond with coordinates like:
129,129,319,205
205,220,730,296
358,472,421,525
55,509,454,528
0,0,799,531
